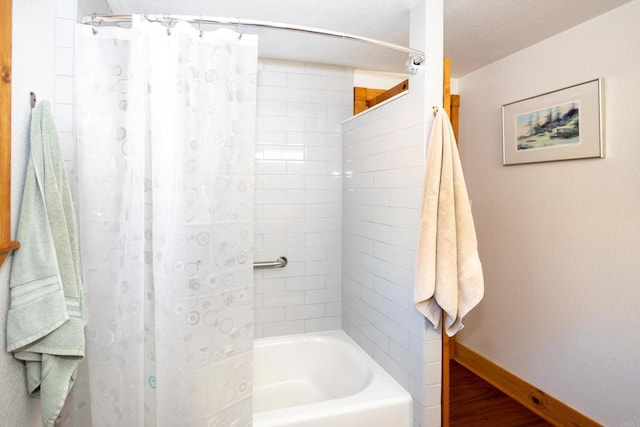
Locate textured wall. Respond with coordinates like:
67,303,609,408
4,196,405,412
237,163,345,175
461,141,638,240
457,1,640,425
253,59,352,338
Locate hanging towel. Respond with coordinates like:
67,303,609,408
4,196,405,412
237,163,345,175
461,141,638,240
414,109,484,337
6,101,85,427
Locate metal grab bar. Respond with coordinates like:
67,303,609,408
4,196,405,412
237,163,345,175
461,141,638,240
253,256,288,269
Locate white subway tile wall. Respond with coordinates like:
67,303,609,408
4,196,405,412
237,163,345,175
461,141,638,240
55,0,77,177
253,59,353,338
342,86,441,427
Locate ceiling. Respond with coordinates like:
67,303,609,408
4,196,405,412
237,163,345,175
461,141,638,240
103,0,633,78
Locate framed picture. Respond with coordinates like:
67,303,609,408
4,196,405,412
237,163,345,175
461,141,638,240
502,78,604,165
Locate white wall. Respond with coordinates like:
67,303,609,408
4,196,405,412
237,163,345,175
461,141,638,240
77,0,111,18
457,1,640,425
353,69,407,90
253,59,352,338
342,2,444,426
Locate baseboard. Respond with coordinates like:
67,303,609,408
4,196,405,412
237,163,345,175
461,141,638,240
453,343,602,427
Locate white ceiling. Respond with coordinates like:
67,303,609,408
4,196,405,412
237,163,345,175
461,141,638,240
103,0,633,78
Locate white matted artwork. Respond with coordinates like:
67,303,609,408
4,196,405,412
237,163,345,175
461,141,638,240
502,78,604,165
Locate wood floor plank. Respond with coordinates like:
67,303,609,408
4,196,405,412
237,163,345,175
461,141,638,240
450,360,554,427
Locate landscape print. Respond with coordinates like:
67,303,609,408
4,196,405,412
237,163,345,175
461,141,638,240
516,101,580,150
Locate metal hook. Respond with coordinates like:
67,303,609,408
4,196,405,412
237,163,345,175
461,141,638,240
198,15,203,37
29,92,36,109
237,17,243,40
432,106,439,116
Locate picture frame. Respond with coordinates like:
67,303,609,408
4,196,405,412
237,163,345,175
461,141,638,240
502,78,604,165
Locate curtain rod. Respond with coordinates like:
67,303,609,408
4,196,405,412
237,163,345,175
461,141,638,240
81,14,425,74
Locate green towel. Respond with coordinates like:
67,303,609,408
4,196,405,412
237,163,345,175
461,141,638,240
6,101,85,427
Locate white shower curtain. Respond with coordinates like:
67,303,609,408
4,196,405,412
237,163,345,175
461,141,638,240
64,16,257,426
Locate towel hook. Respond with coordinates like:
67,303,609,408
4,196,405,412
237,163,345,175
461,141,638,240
29,92,36,109
432,106,439,116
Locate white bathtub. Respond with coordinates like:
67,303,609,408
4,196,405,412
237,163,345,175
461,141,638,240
253,330,413,427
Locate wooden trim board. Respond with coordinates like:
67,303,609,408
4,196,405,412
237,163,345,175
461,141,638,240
353,86,385,115
453,343,602,427
441,56,452,427
353,80,409,115
366,79,408,110
450,94,460,142
0,0,19,268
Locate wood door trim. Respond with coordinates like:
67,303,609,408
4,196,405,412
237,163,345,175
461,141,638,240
440,56,451,427
0,0,19,268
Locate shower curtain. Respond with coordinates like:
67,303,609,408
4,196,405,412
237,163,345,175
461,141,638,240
64,16,258,426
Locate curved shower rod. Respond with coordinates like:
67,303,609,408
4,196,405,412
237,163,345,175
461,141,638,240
81,14,425,74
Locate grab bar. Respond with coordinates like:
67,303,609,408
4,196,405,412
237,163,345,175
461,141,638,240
253,256,288,269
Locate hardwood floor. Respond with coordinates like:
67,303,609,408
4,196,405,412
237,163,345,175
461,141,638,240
450,360,553,427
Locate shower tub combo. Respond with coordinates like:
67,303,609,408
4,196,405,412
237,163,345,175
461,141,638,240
253,330,413,427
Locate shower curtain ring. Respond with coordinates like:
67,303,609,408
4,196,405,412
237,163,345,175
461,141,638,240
198,15,203,37
164,14,173,36
237,17,243,39
91,15,101,35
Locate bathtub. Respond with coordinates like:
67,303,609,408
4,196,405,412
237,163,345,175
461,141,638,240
253,330,413,427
